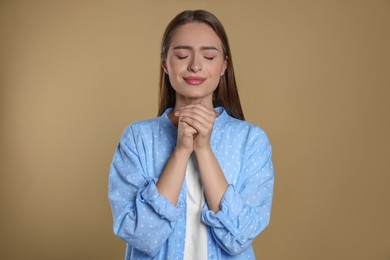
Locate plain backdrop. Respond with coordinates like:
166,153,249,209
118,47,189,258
1,1,389,259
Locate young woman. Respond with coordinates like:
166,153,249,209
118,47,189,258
109,10,274,259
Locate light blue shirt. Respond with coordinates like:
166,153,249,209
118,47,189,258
108,107,274,259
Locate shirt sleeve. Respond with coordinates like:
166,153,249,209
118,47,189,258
108,126,185,257
201,129,274,256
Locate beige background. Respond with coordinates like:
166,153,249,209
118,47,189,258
1,1,389,259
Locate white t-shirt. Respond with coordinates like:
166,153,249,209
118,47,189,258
183,154,208,260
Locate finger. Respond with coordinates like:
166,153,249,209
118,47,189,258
177,109,211,122
175,107,215,124
177,111,215,131
179,120,198,135
182,105,215,118
179,116,212,135
178,103,216,118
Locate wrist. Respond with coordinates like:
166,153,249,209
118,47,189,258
193,145,213,157
173,146,193,159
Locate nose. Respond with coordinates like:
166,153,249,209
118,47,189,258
188,54,202,72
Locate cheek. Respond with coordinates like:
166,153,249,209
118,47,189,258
211,63,226,76
167,60,185,75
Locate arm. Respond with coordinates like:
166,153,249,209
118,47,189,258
108,126,185,257
194,148,229,212
156,118,196,205
202,132,274,255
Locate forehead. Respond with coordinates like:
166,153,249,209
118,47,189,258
170,22,222,49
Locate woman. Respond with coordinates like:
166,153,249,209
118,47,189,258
109,10,274,259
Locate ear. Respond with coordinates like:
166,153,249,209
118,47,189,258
161,54,168,74
162,61,168,74
220,56,228,76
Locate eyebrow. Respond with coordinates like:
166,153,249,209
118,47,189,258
172,45,219,51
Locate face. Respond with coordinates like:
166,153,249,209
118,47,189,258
163,22,227,106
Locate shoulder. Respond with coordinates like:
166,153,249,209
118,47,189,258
120,116,170,141
223,113,270,144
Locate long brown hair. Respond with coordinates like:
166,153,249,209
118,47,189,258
158,10,245,120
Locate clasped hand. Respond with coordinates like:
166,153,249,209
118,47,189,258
174,103,217,155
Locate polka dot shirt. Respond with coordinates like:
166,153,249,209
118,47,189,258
108,107,274,259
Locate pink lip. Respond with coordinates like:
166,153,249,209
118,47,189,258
183,76,206,85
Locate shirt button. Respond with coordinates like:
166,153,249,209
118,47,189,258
211,255,215,259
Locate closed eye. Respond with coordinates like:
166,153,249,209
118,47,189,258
204,56,215,60
177,55,188,60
